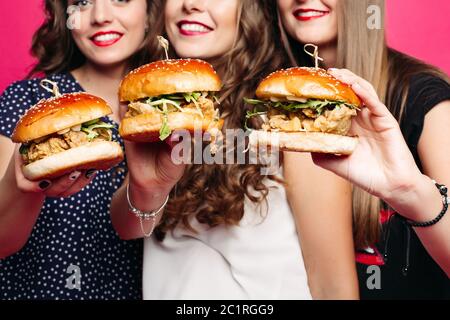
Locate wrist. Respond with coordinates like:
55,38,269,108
128,180,172,212
2,160,18,188
1,172,45,201
386,174,442,222
129,174,176,195
126,182,171,238
406,180,448,227
383,172,425,205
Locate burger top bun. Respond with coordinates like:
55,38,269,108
255,67,362,107
12,93,112,143
119,59,222,102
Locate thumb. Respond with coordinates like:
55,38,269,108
14,145,47,193
165,134,180,149
311,152,350,180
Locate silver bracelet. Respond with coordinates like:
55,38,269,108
126,184,169,237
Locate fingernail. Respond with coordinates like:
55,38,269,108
70,171,81,181
352,83,362,90
170,133,181,142
39,181,51,190
328,68,338,72
85,169,97,179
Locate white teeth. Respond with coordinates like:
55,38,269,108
93,33,120,42
180,23,210,33
296,11,326,18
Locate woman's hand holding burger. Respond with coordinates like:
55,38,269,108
111,123,186,241
10,144,97,198
0,141,98,258
116,58,224,214
10,89,124,198
1,89,124,257
124,133,186,204
311,68,439,223
112,58,224,239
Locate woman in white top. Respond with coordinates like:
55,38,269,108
111,0,358,299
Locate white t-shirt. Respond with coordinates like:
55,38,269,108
142,178,312,300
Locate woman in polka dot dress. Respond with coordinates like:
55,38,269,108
0,0,155,299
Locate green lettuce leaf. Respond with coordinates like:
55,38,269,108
244,97,359,115
159,108,171,141
19,144,29,155
140,92,221,140
244,108,268,131
81,121,114,141
243,97,359,130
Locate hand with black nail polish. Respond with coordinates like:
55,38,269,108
10,144,99,198
38,180,51,190
85,169,97,179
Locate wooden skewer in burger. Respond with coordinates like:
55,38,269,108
245,44,362,155
12,80,124,181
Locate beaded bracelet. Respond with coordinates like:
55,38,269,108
126,184,169,237
407,180,448,228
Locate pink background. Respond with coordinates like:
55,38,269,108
1,0,449,93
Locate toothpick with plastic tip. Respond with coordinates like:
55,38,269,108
40,79,62,98
304,44,324,69
157,35,170,60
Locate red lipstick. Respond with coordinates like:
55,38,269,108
90,31,123,47
293,9,330,21
177,20,213,36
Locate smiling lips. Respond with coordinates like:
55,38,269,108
90,31,124,47
293,9,330,21
177,20,213,36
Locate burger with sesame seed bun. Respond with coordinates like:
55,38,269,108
244,67,362,155
12,92,124,181
118,59,223,142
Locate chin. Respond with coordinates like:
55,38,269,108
295,33,335,47
174,47,210,60
90,54,131,67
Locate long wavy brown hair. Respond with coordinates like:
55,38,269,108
28,0,157,77
150,0,287,239
277,0,450,249
29,0,287,238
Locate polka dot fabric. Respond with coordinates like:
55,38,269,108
0,73,143,300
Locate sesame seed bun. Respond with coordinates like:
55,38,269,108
119,59,222,102
119,112,224,142
22,141,124,181
12,92,112,143
12,92,124,180
249,130,358,155
256,67,362,107
251,67,361,155
119,59,222,142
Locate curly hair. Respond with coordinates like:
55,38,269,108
150,0,288,240
28,0,288,239
27,0,157,77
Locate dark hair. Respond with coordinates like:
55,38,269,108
28,0,156,77
148,0,288,239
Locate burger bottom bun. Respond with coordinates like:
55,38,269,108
249,130,358,155
22,141,124,181
119,112,223,142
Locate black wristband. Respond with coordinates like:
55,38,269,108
407,181,448,228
